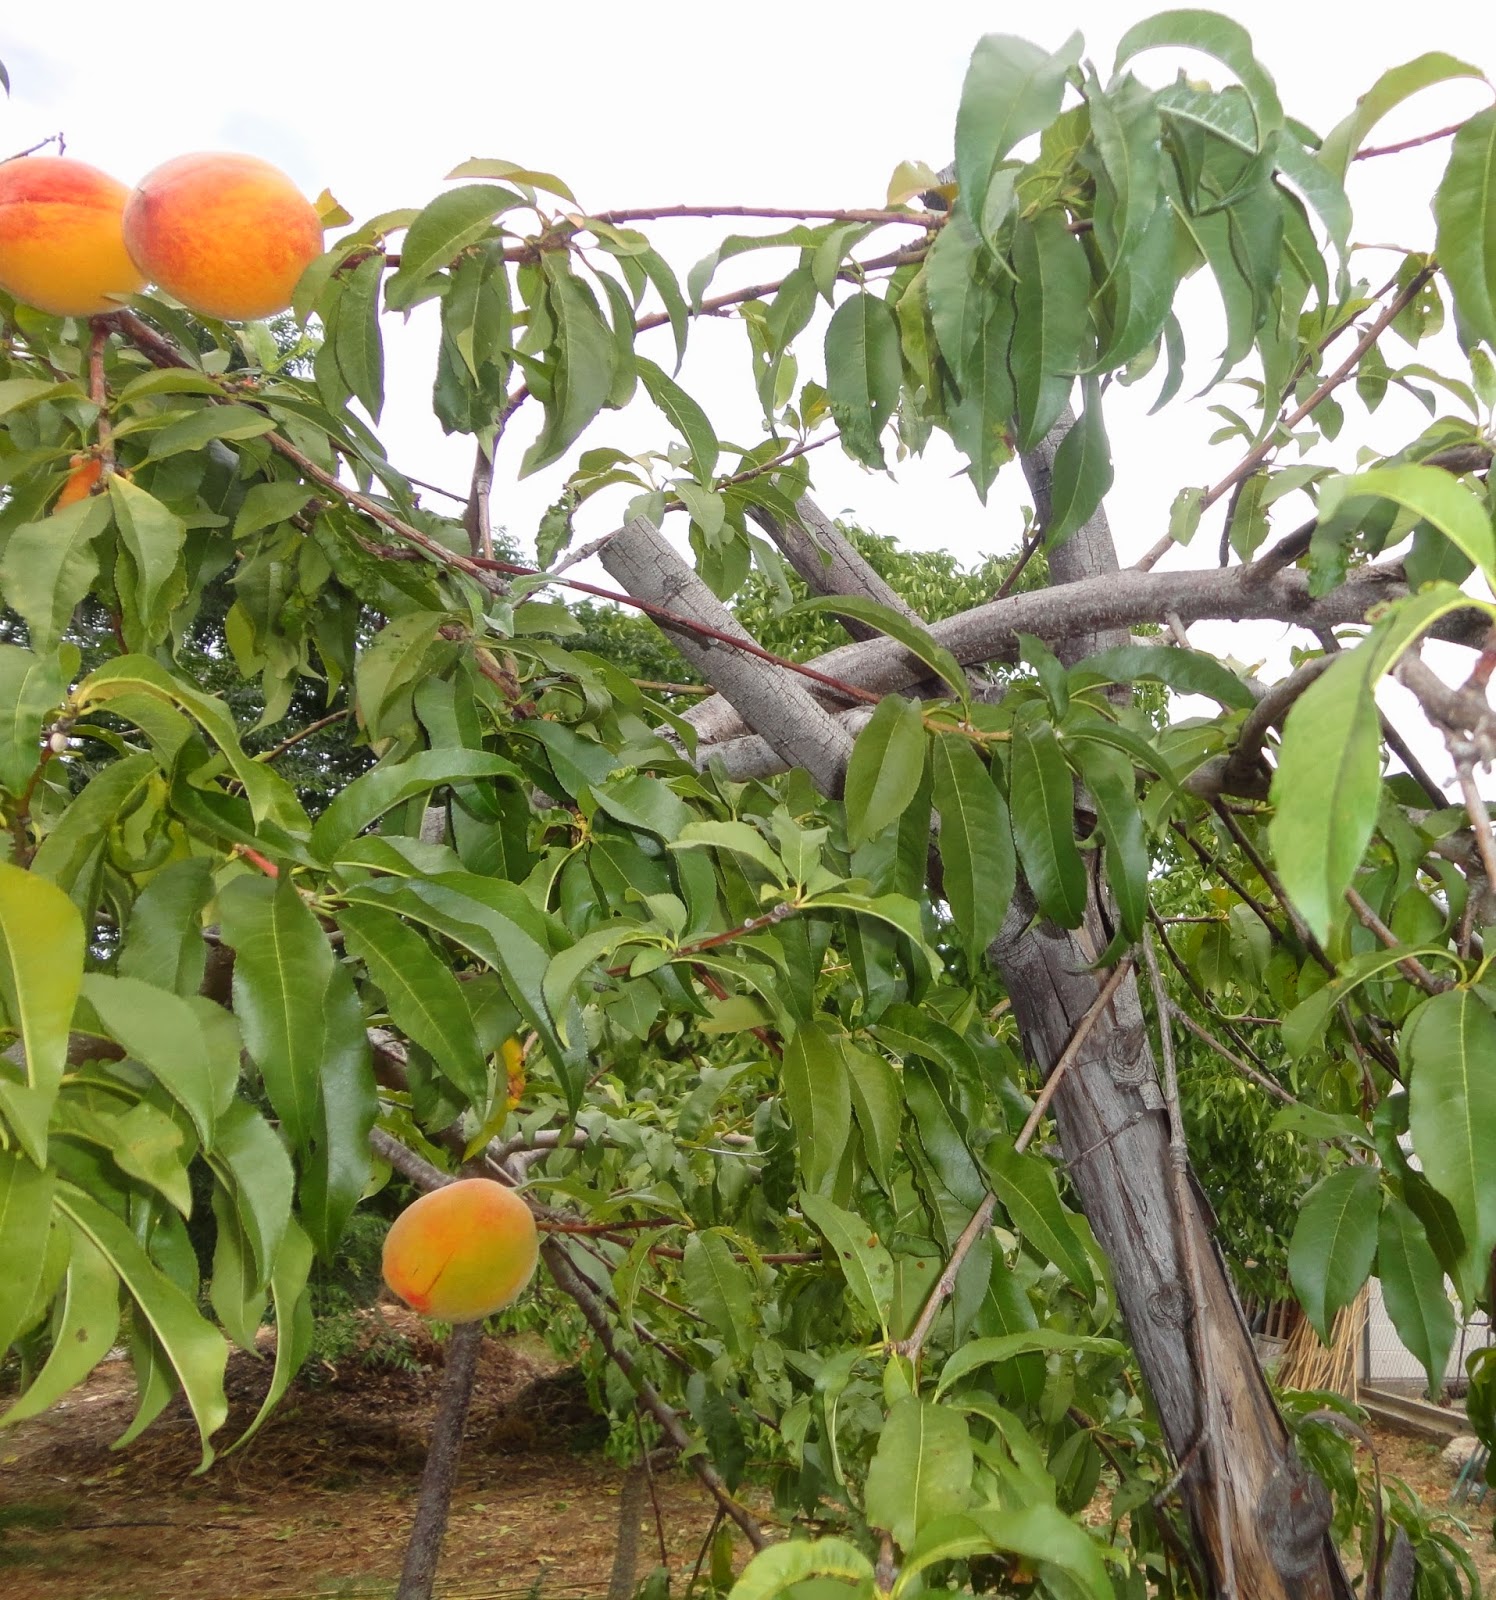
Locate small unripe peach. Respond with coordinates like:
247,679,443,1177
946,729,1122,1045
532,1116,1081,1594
123,153,323,321
382,1178,539,1323
0,155,146,317
55,456,104,508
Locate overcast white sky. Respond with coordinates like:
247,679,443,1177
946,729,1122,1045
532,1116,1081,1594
7,1,1496,780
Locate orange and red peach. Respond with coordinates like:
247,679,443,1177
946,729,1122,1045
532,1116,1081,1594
381,1178,539,1323
123,152,323,321
55,456,105,507
0,155,146,317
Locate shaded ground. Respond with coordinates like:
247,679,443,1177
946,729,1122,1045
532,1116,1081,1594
5,1321,1495,1598
0,1310,732,1600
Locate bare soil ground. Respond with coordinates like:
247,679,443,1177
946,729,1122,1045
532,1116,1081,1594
3,1318,1494,1599
0,1310,728,1600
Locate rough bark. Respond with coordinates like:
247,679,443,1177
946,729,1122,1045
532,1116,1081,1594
749,495,923,639
604,422,1358,1593
601,516,854,796
989,898,1348,1597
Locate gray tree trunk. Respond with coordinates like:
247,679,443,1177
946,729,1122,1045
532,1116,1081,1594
600,409,1357,1598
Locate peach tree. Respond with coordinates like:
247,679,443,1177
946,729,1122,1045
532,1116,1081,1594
3,14,1496,1599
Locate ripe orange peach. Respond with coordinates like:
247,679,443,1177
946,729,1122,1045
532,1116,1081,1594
382,1178,539,1323
0,156,146,317
123,153,323,321
55,456,104,508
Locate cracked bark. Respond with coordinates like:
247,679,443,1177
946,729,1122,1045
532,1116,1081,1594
605,417,1354,1597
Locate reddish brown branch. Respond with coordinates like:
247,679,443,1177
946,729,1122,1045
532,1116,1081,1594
1354,123,1468,160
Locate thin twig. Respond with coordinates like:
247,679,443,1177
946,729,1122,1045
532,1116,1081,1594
893,957,1132,1362
541,1238,768,1551
1135,267,1436,571
253,707,351,763
1354,122,1468,160
1142,931,1236,1600
1169,1005,1297,1106
1013,956,1134,1154
1454,754,1496,896
1343,886,1449,994
586,204,941,227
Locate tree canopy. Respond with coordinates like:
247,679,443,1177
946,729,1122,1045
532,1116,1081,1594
3,16,1496,1599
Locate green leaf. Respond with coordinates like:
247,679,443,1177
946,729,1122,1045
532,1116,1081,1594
208,1100,294,1290
682,1230,756,1355
143,405,277,459
947,278,1017,502
931,731,1015,960
1008,721,1086,928
1378,1194,1456,1396
864,1396,973,1551
118,857,215,998
845,696,927,849
1321,52,1486,177
1407,989,1496,1291
986,1141,1096,1296
228,1218,314,1452
29,753,156,897
1115,11,1284,152
1322,464,1496,590
0,376,74,416
80,974,239,1148
781,1024,852,1196
0,1223,118,1427
956,33,1081,246
76,657,307,836
232,481,316,539
332,252,386,421
0,862,85,1164
1070,740,1148,941
896,1506,1112,1600
671,821,786,883
520,256,617,476
107,477,187,647
0,644,68,797
1011,213,1091,450
0,495,112,655
937,1329,1125,1399
790,595,967,701
311,748,520,861
339,875,575,1103
824,293,902,470
0,1152,57,1354
54,1184,229,1469
1288,1164,1380,1343
445,159,577,203
729,1538,873,1600
591,772,691,840
1436,107,1496,350
385,184,524,306
636,250,689,372
338,904,488,1106
217,875,347,1152
637,357,718,482
1269,648,1381,944
1043,380,1114,546
799,1191,894,1337
844,1043,901,1193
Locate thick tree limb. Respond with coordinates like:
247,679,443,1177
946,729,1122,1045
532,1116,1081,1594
748,496,924,640
600,517,855,795
683,559,1453,750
